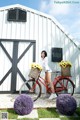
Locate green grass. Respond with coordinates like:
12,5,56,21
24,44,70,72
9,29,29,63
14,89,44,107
0,107,80,119
60,116,80,120
38,108,59,118
75,107,80,116
17,118,39,120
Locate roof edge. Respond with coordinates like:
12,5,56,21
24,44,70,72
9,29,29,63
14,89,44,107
0,4,79,49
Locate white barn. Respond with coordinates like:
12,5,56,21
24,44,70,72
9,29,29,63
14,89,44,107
0,4,80,94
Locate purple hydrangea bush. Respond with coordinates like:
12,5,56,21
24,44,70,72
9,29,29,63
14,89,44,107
56,94,77,116
14,94,33,115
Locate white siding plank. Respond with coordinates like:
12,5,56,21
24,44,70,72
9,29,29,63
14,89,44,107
16,73,24,91
11,22,17,39
25,11,30,39
42,17,47,49
15,22,21,39
38,15,43,61
47,19,52,50
29,12,34,39
1,11,7,38
34,14,39,62
0,11,4,38
20,23,26,39
51,22,56,47
6,22,12,39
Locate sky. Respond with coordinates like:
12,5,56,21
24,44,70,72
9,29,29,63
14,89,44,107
0,0,80,43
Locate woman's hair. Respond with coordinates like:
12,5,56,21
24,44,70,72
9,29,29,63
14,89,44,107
41,50,47,57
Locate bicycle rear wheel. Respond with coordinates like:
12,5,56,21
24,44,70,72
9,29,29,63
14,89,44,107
19,79,42,102
54,77,75,96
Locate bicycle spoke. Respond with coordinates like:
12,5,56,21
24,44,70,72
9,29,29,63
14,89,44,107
19,79,41,102
58,80,66,89
66,79,68,88
55,78,74,96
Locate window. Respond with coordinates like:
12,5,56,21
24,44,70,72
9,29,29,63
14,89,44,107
7,8,27,22
51,48,63,62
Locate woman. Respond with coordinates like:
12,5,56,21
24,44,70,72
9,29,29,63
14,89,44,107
40,50,56,99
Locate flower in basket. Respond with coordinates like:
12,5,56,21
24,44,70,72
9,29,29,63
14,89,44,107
31,63,42,71
59,60,72,68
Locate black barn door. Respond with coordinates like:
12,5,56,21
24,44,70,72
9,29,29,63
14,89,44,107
0,39,36,93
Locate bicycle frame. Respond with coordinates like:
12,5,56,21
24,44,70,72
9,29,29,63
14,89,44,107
28,73,75,96
53,75,75,92
19,72,75,102
37,76,52,93
37,76,67,93
36,75,75,93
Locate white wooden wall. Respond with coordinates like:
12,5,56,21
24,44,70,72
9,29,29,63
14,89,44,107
0,4,80,93
0,42,12,91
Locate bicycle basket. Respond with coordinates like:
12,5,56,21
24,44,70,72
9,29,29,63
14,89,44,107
28,68,41,79
61,66,71,77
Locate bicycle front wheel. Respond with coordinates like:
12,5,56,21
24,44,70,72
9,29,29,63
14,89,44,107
19,79,42,102
54,77,75,96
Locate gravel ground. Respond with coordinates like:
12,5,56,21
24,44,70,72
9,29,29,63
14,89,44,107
0,94,80,109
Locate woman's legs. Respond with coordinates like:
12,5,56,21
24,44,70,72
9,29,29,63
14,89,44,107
45,71,57,99
45,72,54,93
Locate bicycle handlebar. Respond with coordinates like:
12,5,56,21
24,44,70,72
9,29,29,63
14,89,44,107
52,71,61,73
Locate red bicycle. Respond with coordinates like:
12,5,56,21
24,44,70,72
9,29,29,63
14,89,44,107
19,71,75,102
